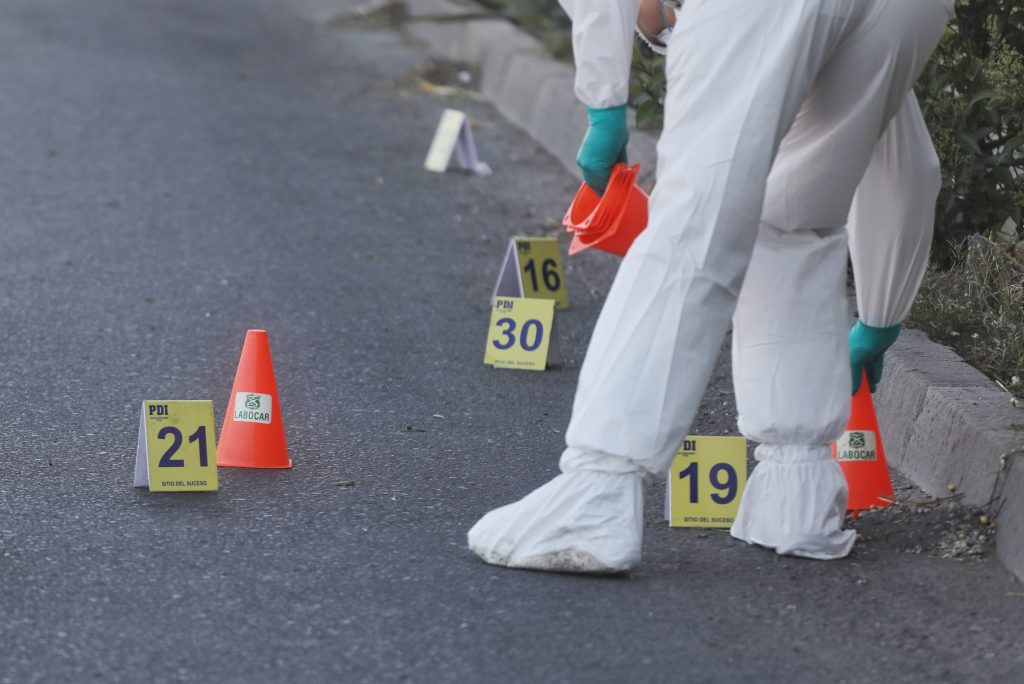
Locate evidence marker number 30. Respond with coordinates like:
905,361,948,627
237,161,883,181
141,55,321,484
483,296,559,371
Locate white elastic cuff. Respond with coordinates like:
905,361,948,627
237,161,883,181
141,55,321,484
755,444,833,464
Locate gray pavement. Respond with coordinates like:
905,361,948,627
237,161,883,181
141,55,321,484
0,1,1022,682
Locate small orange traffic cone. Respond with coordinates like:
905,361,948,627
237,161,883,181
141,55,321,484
832,370,894,512
218,329,291,468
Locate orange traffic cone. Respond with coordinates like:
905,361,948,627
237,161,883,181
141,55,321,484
832,370,893,512
218,329,291,468
563,163,649,257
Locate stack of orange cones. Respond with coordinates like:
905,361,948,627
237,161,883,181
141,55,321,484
218,329,291,469
563,163,649,256
832,370,894,512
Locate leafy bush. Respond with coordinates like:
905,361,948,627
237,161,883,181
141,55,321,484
630,45,665,131
917,1,1024,257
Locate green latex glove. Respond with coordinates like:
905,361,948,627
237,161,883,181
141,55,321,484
577,105,629,195
849,321,901,394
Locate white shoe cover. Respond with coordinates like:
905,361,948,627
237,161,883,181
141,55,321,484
730,445,856,560
467,470,644,574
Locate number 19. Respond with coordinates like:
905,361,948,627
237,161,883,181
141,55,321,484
678,461,738,504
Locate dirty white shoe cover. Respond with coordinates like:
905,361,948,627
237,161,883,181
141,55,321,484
468,470,643,574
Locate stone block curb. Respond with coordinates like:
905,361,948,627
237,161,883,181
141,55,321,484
876,331,1024,580
397,0,1024,582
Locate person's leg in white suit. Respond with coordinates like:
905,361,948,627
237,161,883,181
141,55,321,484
848,96,942,328
469,0,954,573
730,95,943,559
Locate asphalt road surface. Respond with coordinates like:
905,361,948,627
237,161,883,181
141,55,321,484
1,1,1022,682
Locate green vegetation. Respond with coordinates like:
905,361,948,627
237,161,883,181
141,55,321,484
630,44,665,131
917,0,1024,256
885,2,1024,395
908,238,1024,398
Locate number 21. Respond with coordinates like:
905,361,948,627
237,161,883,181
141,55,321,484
157,426,209,468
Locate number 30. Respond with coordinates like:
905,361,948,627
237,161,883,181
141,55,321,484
492,317,544,352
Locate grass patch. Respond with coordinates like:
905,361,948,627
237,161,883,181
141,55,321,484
907,237,1024,399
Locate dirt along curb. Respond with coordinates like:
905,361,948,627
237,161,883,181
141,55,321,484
353,0,1024,582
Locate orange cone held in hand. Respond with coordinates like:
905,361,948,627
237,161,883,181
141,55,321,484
563,163,649,257
832,370,894,511
218,329,291,468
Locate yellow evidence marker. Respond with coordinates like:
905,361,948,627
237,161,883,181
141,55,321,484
134,400,219,492
492,237,569,310
666,436,747,528
423,108,491,176
483,296,560,371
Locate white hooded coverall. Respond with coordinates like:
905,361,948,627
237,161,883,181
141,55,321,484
469,0,956,572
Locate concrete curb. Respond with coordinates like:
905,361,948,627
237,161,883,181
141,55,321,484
875,331,1024,579
396,0,1024,582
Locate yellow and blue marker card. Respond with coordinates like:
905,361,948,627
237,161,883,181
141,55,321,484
666,436,747,528
134,400,218,492
483,296,560,371
492,237,569,310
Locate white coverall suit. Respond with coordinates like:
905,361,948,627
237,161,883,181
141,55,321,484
469,0,956,572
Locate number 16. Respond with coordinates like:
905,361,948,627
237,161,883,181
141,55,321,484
523,258,560,292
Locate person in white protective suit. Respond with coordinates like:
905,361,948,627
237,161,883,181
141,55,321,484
468,0,957,573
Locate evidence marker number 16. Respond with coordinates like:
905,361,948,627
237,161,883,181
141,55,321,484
515,238,569,309
492,237,569,310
